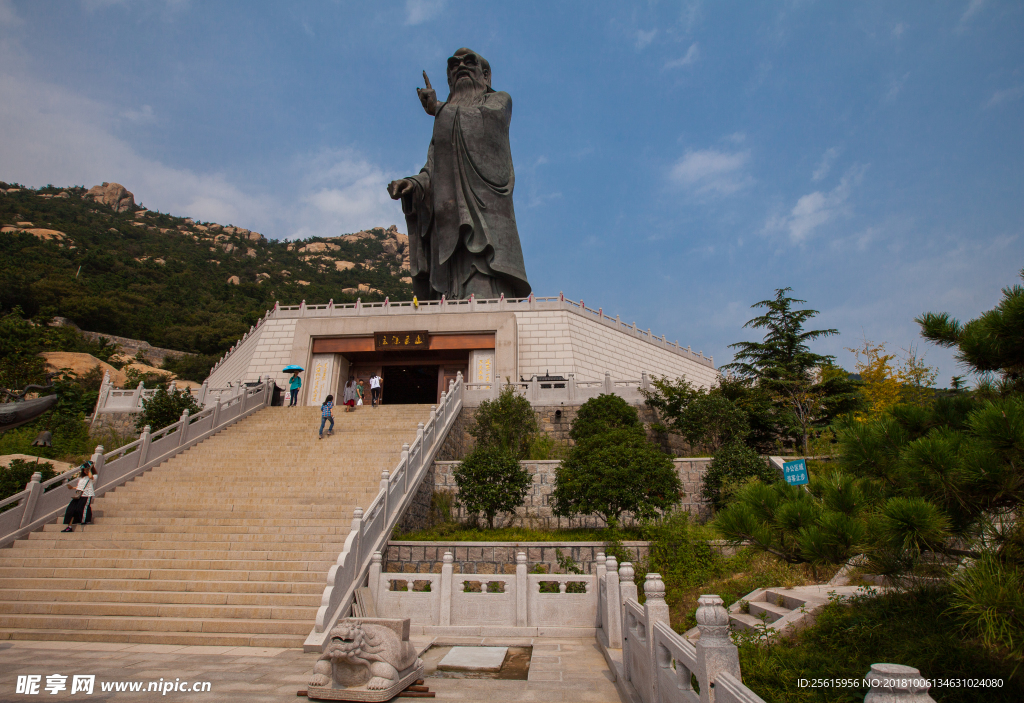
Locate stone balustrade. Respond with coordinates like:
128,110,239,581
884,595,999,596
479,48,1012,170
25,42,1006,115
91,372,247,417
304,375,466,652
207,293,715,384
1,380,274,549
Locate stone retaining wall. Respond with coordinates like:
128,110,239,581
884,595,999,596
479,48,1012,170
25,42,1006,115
382,541,650,575
401,456,711,531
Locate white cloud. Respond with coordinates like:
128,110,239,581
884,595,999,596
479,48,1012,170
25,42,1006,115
885,72,910,102
812,146,840,182
120,104,155,123
288,149,400,240
724,132,746,144
985,85,1024,109
892,22,905,38
958,0,987,29
0,0,22,25
664,43,699,69
634,29,657,50
405,0,445,26
766,165,867,243
0,71,405,240
670,148,752,196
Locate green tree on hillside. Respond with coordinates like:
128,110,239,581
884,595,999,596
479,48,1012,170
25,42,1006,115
552,394,681,527
721,288,859,454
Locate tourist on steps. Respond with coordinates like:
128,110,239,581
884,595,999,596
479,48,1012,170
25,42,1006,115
370,373,383,408
288,371,302,406
356,379,365,408
61,461,96,533
319,395,335,439
342,378,357,412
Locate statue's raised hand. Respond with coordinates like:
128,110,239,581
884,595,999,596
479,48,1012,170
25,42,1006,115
417,71,438,116
387,179,414,200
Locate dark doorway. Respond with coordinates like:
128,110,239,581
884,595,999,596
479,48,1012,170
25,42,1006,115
382,365,440,405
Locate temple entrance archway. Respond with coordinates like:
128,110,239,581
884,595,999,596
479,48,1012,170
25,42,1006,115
382,365,440,405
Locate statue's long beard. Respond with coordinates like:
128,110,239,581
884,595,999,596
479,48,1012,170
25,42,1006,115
447,75,487,107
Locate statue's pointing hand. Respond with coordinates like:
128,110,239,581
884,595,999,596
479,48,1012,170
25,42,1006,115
417,70,438,116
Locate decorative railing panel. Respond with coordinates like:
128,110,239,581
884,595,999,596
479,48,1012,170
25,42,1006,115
2,381,273,550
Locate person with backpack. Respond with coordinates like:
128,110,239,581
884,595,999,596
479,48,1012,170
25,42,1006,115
319,395,334,439
369,373,383,408
61,461,96,533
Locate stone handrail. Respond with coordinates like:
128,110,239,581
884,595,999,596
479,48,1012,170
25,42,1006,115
92,372,246,417
304,373,465,652
370,550,597,632
464,370,653,407
208,293,714,380
2,380,273,549
615,574,936,703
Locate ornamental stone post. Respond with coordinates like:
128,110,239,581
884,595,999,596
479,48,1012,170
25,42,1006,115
19,472,43,529
619,562,638,606
863,664,935,702
694,594,741,703
368,552,383,606
516,552,528,626
605,556,621,648
440,551,454,626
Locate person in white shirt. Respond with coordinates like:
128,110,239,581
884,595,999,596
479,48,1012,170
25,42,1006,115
62,462,96,533
369,374,383,408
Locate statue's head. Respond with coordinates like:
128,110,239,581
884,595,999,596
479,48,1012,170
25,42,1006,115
446,48,491,104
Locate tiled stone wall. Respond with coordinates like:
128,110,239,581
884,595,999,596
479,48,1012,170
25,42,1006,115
397,406,472,532
514,310,719,387
425,457,711,529
382,541,651,575
207,318,297,387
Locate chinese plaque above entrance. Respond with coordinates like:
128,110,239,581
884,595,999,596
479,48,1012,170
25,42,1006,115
374,331,429,351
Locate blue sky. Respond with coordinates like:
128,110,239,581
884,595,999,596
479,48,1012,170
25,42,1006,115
1,1,1022,385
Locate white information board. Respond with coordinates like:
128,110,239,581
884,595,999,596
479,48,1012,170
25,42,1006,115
307,353,336,406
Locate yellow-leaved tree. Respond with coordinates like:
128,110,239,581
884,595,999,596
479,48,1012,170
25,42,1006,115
847,339,938,419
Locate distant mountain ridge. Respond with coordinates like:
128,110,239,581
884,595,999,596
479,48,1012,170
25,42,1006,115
0,181,414,358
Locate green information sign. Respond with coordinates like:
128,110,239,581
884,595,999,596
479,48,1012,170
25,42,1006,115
783,459,809,486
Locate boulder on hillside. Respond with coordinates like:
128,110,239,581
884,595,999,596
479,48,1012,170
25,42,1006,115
227,275,240,285
300,242,340,253
84,182,135,213
334,260,355,272
39,352,127,387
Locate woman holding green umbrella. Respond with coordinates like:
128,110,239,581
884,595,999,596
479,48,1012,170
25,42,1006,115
284,365,303,406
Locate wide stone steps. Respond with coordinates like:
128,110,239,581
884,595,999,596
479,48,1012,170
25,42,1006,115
0,404,433,647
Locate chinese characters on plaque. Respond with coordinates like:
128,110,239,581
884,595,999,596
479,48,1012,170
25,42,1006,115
374,331,429,351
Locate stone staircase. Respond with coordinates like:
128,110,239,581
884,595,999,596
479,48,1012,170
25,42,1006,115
726,585,874,637
0,404,433,647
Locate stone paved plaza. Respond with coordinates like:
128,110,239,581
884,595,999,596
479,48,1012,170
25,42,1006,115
0,637,621,702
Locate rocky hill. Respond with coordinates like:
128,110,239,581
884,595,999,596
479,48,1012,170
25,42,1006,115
0,181,414,359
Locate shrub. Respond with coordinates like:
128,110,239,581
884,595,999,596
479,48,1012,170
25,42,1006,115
553,414,682,528
569,393,642,443
1,458,58,505
453,447,532,529
136,386,203,432
701,441,777,510
469,383,537,459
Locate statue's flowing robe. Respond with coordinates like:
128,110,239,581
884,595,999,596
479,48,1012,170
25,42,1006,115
400,90,531,300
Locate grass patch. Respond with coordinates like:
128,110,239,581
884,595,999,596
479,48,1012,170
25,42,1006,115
392,523,646,542
737,589,1023,703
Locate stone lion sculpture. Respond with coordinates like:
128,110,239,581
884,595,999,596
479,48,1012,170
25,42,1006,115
309,618,421,696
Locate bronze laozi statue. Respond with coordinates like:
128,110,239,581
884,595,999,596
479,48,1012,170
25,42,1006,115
388,48,531,301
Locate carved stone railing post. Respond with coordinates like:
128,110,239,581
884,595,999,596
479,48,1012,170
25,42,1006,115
19,472,43,529
368,551,383,604
137,425,152,466
645,574,672,703
604,371,613,394
516,552,528,626
863,664,935,702
605,555,621,647
131,381,145,410
197,379,209,406
380,471,390,518
619,562,638,606
440,551,454,626
90,445,106,476
694,594,740,703
177,409,190,446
